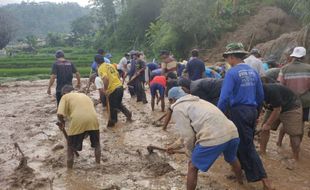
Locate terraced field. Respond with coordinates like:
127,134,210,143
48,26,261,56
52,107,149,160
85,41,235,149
0,47,122,83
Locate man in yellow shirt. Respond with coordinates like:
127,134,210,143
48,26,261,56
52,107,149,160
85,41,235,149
57,85,100,169
95,55,132,127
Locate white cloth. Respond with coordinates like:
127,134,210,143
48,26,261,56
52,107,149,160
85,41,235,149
95,77,104,89
244,55,266,76
170,95,239,154
117,57,128,71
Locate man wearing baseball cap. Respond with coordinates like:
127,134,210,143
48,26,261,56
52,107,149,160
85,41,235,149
244,48,266,76
217,43,273,190
167,87,242,190
47,50,81,106
278,46,310,137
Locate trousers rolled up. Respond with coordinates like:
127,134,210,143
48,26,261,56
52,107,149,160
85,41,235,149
230,105,267,182
108,86,131,123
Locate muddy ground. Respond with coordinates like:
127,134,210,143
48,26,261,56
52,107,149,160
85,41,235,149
0,79,310,190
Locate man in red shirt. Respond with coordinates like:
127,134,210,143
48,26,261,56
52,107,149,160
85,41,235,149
150,75,166,112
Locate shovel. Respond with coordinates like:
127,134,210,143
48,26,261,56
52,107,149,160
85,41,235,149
147,145,186,155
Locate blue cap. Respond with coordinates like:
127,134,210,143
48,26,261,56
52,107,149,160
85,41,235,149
168,87,187,100
94,54,104,64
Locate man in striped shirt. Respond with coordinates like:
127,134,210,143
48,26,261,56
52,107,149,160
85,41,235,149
278,46,310,137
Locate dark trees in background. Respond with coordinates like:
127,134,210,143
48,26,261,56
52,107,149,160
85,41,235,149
0,9,15,49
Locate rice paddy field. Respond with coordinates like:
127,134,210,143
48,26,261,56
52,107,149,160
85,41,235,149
0,47,122,83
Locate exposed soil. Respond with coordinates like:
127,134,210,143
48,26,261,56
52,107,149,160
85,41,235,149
208,6,301,62
256,26,310,64
0,79,310,190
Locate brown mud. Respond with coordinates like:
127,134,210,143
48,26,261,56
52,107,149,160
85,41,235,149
208,6,301,62
0,79,310,190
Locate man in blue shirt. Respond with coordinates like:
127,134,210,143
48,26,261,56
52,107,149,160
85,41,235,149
217,43,273,190
186,49,206,81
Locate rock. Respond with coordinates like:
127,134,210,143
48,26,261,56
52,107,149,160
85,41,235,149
6,114,16,118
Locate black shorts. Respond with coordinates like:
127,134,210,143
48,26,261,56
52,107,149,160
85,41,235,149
68,130,100,151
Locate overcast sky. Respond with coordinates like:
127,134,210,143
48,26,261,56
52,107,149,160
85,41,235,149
0,0,90,7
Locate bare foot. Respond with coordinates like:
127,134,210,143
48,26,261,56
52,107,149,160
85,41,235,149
262,178,275,190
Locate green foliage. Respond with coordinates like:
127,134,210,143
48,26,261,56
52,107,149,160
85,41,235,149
23,35,39,53
2,2,90,39
0,9,16,49
277,0,310,25
0,46,124,83
150,0,256,58
71,16,96,37
91,0,117,29
92,0,163,51
145,20,191,58
46,33,65,47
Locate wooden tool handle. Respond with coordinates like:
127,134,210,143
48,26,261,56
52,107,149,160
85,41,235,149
56,122,79,157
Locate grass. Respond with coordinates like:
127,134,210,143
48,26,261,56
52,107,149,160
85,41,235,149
0,46,125,83
0,67,91,77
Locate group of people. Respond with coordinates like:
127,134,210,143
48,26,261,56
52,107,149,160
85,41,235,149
47,42,309,190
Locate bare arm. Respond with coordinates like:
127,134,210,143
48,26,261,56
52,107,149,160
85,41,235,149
47,74,56,95
75,72,81,89
262,107,281,130
102,76,109,94
162,108,173,131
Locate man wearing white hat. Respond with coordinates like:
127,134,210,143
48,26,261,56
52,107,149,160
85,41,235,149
278,46,310,137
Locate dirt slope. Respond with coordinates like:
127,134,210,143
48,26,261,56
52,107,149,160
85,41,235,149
0,80,310,190
256,26,310,64
208,6,301,61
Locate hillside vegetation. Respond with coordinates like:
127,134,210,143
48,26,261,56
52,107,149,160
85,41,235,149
0,2,90,39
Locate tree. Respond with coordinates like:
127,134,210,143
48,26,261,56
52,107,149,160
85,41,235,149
23,35,38,52
46,32,64,47
290,0,310,25
2,2,90,39
71,15,95,37
91,0,117,29
0,9,15,49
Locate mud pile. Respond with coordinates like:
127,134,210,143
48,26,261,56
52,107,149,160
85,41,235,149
0,80,310,190
208,6,301,61
256,26,310,63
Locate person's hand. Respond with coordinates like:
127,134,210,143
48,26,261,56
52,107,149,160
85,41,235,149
56,122,65,130
47,88,51,95
262,123,271,131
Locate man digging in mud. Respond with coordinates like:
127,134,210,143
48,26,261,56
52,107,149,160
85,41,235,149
96,54,132,127
260,83,304,161
178,77,223,106
57,85,101,169
166,87,243,190
150,75,166,112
